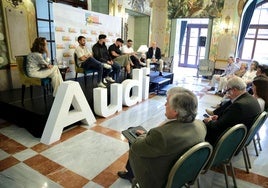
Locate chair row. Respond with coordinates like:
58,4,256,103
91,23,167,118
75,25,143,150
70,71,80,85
134,111,267,188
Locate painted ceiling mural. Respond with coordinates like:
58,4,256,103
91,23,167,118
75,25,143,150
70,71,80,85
168,0,225,18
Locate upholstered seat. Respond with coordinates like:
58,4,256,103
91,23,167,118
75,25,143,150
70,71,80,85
74,53,97,87
202,124,247,188
237,111,268,173
17,55,51,104
165,142,212,188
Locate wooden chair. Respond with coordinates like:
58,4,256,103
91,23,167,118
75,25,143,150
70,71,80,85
17,56,51,104
74,53,97,87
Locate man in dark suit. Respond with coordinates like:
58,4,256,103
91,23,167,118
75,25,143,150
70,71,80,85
117,87,207,188
146,41,164,76
204,76,261,146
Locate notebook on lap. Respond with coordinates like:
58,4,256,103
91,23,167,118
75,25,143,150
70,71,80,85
122,126,147,144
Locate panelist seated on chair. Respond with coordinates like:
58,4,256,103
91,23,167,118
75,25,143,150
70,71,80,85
117,87,207,188
26,37,63,97
146,41,164,76
75,35,106,88
121,39,146,68
92,34,120,83
108,38,133,79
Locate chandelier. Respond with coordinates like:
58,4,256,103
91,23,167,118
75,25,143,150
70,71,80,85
6,0,23,8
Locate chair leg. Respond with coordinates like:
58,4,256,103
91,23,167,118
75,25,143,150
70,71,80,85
75,73,78,80
256,132,262,151
253,137,259,156
230,162,237,188
92,72,95,85
84,74,87,87
223,164,229,188
43,86,47,104
242,148,250,173
197,177,200,188
245,146,252,169
30,85,33,98
21,85,26,104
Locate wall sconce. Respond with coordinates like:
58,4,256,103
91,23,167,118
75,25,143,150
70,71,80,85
6,0,23,8
224,15,231,33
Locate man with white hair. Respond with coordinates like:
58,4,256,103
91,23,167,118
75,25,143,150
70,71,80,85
204,76,261,145
146,41,164,76
117,87,207,187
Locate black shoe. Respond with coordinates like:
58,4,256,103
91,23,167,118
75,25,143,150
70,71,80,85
215,91,221,95
208,87,215,91
159,72,163,76
117,171,133,183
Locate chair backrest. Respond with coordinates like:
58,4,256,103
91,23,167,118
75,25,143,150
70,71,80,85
166,142,213,188
74,53,80,68
198,59,215,76
204,124,247,169
17,55,42,85
242,111,267,148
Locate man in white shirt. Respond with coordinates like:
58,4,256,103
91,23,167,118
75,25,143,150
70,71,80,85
122,39,146,68
75,36,106,88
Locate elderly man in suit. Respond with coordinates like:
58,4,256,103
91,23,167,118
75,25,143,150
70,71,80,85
204,76,261,146
117,87,207,188
146,41,164,76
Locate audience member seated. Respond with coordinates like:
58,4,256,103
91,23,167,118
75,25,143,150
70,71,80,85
108,38,133,79
203,76,261,146
252,75,268,111
256,64,268,77
75,35,106,88
117,87,207,187
146,41,164,76
205,61,260,116
215,62,248,96
26,37,63,97
92,34,120,83
242,60,258,85
208,56,239,94
121,39,146,68
235,57,241,68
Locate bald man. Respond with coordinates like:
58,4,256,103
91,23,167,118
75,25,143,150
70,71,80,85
146,41,164,76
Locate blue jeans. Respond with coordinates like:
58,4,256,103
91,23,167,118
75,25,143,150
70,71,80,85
82,57,103,83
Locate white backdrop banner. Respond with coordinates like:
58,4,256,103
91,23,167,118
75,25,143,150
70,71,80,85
53,3,122,64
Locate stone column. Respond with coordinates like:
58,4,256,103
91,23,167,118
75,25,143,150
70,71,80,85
150,0,169,56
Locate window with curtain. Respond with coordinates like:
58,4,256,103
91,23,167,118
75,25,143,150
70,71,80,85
239,2,268,63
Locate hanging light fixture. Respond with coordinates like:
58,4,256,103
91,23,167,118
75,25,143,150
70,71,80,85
6,0,23,8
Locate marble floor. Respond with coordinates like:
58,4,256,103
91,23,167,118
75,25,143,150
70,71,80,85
1,67,268,188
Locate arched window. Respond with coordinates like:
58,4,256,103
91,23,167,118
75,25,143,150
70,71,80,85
238,1,268,63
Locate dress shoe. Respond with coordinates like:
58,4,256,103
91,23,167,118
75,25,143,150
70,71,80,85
105,76,115,83
207,87,215,91
205,109,214,116
117,171,133,183
97,82,106,88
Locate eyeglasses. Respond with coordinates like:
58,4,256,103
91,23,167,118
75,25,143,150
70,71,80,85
226,88,233,92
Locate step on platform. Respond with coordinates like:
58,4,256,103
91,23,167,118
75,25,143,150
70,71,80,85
150,77,171,94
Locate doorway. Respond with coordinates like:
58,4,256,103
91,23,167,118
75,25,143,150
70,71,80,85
179,24,208,68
